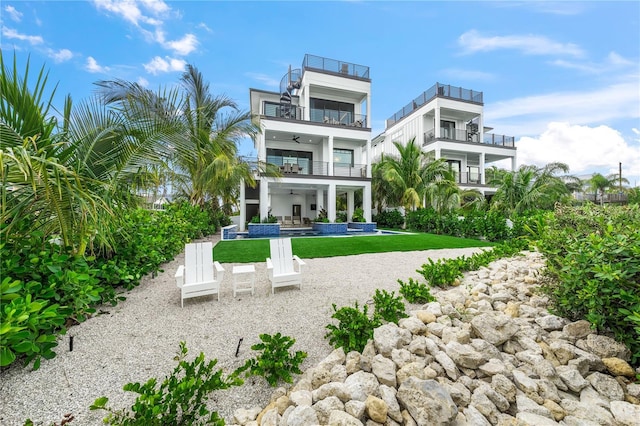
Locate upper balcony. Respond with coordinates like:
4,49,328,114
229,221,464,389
262,102,368,128
387,83,484,127
423,128,515,148
302,54,370,80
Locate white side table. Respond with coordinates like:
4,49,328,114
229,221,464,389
232,264,255,297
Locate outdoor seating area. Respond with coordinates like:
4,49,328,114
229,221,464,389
175,237,305,306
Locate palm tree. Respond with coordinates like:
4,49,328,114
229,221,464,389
98,65,263,213
372,137,452,212
588,173,629,205
489,162,572,215
1,51,185,255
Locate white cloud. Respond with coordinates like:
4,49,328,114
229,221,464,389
458,30,584,57
4,5,23,22
143,56,186,75
551,51,637,74
516,122,640,183
197,22,212,33
137,77,149,87
85,56,109,73
139,0,170,14
164,33,197,55
245,72,280,88
1,27,43,45
49,48,73,63
93,0,150,26
485,79,640,136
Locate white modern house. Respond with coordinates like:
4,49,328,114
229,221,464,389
372,83,517,198
238,54,372,231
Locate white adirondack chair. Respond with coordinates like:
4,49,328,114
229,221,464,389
266,238,306,294
174,242,224,307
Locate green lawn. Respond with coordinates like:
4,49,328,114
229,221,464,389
212,232,493,263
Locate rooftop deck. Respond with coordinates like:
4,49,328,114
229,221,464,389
387,83,483,127
302,54,370,80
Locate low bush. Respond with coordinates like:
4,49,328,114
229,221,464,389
90,342,241,425
534,204,640,365
372,289,408,324
237,333,307,387
325,302,380,353
397,278,436,304
372,209,404,228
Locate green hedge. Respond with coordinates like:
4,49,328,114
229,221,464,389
533,204,640,366
1,202,224,369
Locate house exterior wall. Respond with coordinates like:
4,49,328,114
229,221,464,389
240,55,372,231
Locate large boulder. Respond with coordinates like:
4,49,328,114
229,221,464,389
396,377,458,425
470,312,520,345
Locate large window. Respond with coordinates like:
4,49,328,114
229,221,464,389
310,98,355,124
333,148,354,166
267,149,312,174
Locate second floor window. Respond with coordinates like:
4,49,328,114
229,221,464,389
310,98,355,124
334,148,354,166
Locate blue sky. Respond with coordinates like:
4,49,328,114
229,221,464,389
2,0,640,186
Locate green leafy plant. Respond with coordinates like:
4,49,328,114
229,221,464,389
372,289,408,324
397,278,436,304
351,207,366,223
314,208,329,223
372,209,404,228
418,258,463,287
90,342,242,425
325,302,380,353
237,333,307,386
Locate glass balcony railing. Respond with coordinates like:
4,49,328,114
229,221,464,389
387,83,484,127
264,156,367,178
262,102,367,128
303,54,370,79
423,128,514,148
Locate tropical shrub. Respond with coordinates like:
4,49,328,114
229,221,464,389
325,302,380,353
372,289,408,324
351,207,366,223
397,278,436,304
372,209,404,228
418,258,464,287
237,333,307,386
91,342,241,425
533,204,640,365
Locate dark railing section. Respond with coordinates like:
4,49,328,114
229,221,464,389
387,82,484,127
265,156,367,178
303,54,370,79
423,128,514,148
309,108,367,127
262,102,367,128
263,103,304,120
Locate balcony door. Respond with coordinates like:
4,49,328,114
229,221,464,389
446,160,461,183
441,120,455,139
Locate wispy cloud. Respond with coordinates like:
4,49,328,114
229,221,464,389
1,27,43,45
458,30,584,57
92,0,198,56
4,5,23,22
86,56,109,73
143,56,186,75
245,72,280,88
137,76,149,87
485,79,640,137
48,48,73,63
551,52,637,74
197,22,212,33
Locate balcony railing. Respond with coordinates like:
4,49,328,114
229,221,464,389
424,128,515,148
262,102,367,128
387,82,484,127
303,54,370,79
265,157,368,178
309,108,367,127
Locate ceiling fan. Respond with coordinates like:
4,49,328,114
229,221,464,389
289,189,300,195
292,135,300,143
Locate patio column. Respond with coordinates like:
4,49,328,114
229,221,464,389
366,139,371,178
347,190,355,222
258,132,266,162
239,178,246,231
435,148,441,160
260,179,269,221
328,183,336,222
435,106,441,139
363,183,372,222
479,152,486,185
328,135,334,176
511,153,518,171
